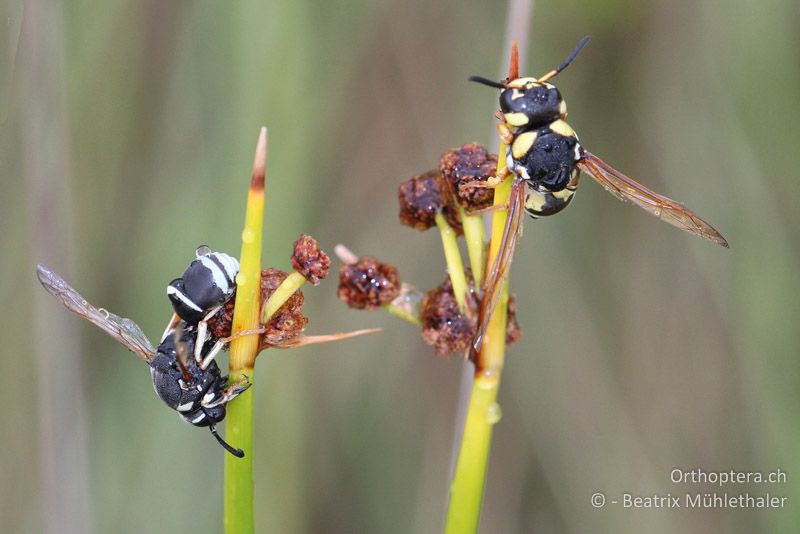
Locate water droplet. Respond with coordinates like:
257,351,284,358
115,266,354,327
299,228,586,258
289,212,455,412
487,403,502,424
477,377,495,391
654,210,661,216
478,368,500,382
241,229,255,243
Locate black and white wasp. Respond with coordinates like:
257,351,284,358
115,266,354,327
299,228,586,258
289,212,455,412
36,263,258,457
469,36,728,349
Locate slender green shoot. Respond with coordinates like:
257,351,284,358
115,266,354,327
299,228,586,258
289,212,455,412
224,127,267,534
458,206,485,285
435,211,469,312
444,42,519,534
262,271,306,323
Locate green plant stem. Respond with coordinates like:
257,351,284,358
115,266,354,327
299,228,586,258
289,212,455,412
459,206,485,285
262,271,306,322
385,301,422,325
435,211,469,312
444,367,503,534
224,384,255,534
445,141,513,534
224,128,267,534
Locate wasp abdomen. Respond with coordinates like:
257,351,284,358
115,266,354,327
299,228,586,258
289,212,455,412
523,187,576,218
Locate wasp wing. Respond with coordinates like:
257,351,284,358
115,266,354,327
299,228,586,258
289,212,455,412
578,151,728,247
36,264,156,362
473,178,525,352
171,322,192,381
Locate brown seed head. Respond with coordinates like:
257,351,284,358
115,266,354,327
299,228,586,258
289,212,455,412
398,170,445,230
338,256,400,310
291,234,330,285
439,143,498,212
398,171,463,235
420,274,520,355
207,268,308,349
420,273,477,356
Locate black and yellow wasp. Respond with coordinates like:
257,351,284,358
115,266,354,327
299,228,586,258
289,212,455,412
469,36,728,349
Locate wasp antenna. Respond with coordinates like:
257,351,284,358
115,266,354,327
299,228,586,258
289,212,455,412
538,35,592,82
468,76,507,89
210,424,245,457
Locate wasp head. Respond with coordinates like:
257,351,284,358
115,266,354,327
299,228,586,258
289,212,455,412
500,78,566,129
469,35,591,130
467,75,566,130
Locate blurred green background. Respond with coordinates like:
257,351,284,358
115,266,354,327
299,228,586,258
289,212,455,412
3,0,799,532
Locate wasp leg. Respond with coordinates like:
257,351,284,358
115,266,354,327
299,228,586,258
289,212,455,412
194,306,222,362
458,167,510,197
200,340,224,370
160,313,180,343
495,113,515,145
202,375,251,408
466,202,511,216
200,327,265,370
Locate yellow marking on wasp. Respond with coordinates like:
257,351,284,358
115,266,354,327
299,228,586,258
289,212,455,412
512,130,538,159
559,100,567,117
548,119,575,138
552,188,575,200
504,112,529,127
524,189,547,213
510,90,524,100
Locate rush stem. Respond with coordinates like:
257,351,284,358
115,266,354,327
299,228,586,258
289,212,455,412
224,127,268,534
435,211,470,313
458,206,486,286
223,386,254,534
445,138,512,534
262,271,306,323
384,301,422,325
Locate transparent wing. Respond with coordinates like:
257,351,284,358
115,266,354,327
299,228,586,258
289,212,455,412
578,151,729,247
473,178,525,352
36,264,155,362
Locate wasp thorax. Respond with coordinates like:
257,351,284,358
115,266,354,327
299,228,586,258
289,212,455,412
167,251,239,324
508,120,581,193
500,78,565,129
